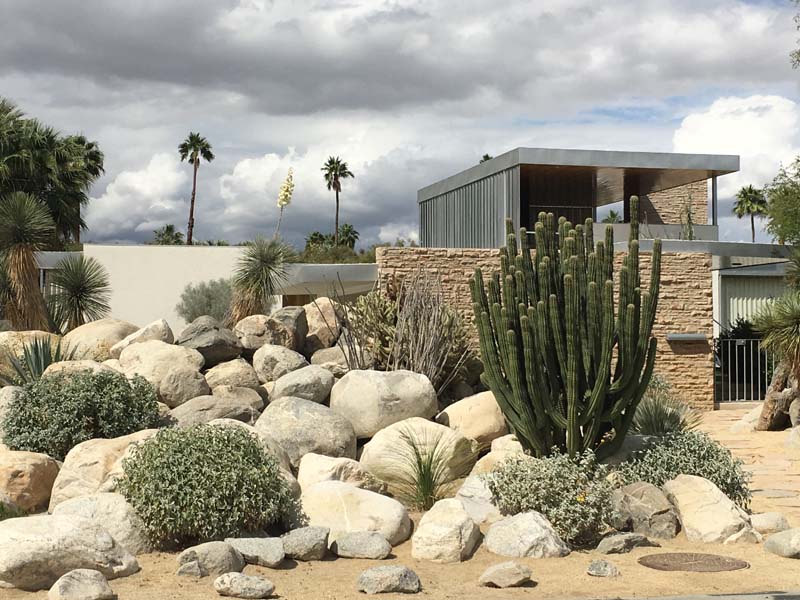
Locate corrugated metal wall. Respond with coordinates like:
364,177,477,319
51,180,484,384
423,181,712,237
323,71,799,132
419,166,519,248
719,276,786,329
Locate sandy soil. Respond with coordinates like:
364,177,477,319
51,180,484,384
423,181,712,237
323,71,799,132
5,403,800,600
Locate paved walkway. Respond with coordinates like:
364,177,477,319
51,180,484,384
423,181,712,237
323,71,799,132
699,402,800,526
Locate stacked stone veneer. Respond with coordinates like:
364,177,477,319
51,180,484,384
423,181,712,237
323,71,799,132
641,181,708,225
376,246,714,410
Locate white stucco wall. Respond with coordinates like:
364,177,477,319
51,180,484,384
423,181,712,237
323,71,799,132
82,244,377,331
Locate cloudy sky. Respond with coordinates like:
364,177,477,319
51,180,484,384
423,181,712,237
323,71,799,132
2,0,799,247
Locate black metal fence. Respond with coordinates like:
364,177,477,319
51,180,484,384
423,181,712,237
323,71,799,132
714,338,777,402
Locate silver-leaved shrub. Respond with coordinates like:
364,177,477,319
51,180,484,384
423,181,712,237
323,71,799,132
486,450,613,546
118,425,294,548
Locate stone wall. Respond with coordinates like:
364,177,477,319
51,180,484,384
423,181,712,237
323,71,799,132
376,246,714,410
640,181,708,225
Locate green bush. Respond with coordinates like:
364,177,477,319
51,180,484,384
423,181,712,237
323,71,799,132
616,431,751,509
175,278,232,323
632,375,702,436
118,425,294,548
2,371,160,460
486,451,613,546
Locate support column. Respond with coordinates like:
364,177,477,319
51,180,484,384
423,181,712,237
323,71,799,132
711,175,718,226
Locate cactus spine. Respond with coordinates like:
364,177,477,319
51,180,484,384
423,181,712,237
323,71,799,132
469,196,661,458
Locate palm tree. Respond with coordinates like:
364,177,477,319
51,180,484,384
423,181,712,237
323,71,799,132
734,185,768,243
321,157,354,246
338,223,359,249
47,255,111,332
227,238,292,326
602,210,622,224
0,192,55,330
479,154,493,163
754,292,800,381
150,224,185,245
178,132,215,245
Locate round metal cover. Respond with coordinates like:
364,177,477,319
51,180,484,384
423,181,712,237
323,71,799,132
638,553,749,572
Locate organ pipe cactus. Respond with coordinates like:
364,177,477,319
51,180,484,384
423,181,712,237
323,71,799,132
469,196,662,458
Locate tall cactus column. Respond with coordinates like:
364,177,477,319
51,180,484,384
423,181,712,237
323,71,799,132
470,196,662,458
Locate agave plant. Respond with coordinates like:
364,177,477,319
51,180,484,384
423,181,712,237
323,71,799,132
631,375,702,436
227,238,292,326
0,336,79,386
47,254,111,333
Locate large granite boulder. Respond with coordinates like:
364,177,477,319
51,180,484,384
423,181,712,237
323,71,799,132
357,565,421,594
49,430,158,510
0,450,60,512
109,319,174,359
214,572,275,599
47,568,117,600
271,365,334,404
360,417,477,486
303,298,341,355
158,366,211,409
0,514,139,591
331,531,392,560
118,340,205,407
177,541,245,577
751,512,791,535
455,475,503,525
176,316,242,367
611,481,679,539
235,308,308,354
330,370,438,438
281,526,329,561
484,512,570,558
170,391,262,427
204,358,261,391
63,319,139,362
224,537,285,568
254,397,356,468
41,360,118,379
310,346,351,378
52,493,153,555
436,391,508,444
301,481,411,545
297,453,382,492
764,528,800,558
411,498,481,563
478,561,533,588
662,475,757,544
252,344,309,383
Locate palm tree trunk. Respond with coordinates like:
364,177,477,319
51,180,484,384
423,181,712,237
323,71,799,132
751,214,755,243
187,159,198,245
334,188,340,246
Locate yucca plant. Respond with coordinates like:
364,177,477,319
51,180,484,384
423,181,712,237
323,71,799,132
0,336,79,386
754,292,800,381
631,375,702,436
227,238,292,326
47,254,111,333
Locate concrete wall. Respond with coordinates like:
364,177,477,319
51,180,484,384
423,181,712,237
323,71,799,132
376,246,715,410
83,244,377,331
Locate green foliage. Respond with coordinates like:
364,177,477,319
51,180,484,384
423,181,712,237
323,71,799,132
47,255,111,333
786,247,800,291
765,158,800,245
486,451,613,546
616,431,751,509
350,290,398,370
2,371,160,460
228,238,291,325
632,375,702,436
601,210,622,224
149,224,184,245
0,503,25,521
734,185,768,242
176,278,232,323
470,197,661,458
0,337,79,386
754,291,800,380
118,425,294,548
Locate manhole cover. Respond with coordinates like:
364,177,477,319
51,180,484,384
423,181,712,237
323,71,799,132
638,553,749,572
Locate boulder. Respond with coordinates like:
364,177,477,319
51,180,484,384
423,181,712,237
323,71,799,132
789,427,800,450
213,384,264,407
360,417,477,486
662,475,756,544
330,370,437,438
254,398,356,468
436,391,508,444
297,453,382,492
411,498,481,563
730,405,763,433
331,531,392,559
271,365,334,404
303,298,341,355
764,528,800,558
176,560,205,577
170,392,261,427
224,538,284,568
205,358,261,391
214,572,275,599
177,542,245,577
235,308,308,354
0,385,22,427
176,316,242,367
118,340,205,407
63,319,139,362
595,532,659,554
491,434,524,453
157,366,211,408
610,481,679,539
484,512,570,558
0,450,60,512
41,360,118,379
751,512,791,535
281,526,329,561
587,559,619,577
455,475,503,525
252,344,309,383
109,319,174,359
0,514,139,591
49,429,158,510
478,561,532,588
101,359,124,373
301,481,411,546
790,398,800,427
52,493,153,555
47,569,116,600
311,346,350,377
357,565,421,595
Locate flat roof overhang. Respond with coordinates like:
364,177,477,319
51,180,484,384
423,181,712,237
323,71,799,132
418,147,740,206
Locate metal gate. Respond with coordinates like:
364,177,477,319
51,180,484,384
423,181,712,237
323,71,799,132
714,338,777,402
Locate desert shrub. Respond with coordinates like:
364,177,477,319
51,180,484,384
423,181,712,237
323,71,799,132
175,278,232,323
632,375,702,435
486,451,613,546
118,425,294,548
2,370,160,460
0,503,25,521
616,431,751,509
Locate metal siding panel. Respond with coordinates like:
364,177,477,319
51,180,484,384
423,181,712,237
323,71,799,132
720,277,786,328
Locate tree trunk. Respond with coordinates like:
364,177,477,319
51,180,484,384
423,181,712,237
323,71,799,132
187,160,198,245
756,361,799,430
334,188,340,246
750,215,755,243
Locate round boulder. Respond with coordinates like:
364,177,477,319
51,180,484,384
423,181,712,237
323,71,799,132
109,318,174,359
252,344,309,383
41,360,118,379
484,511,570,558
411,498,481,563
177,541,245,577
119,339,205,405
204,358,261,391
303,297,341,355
297,453,382,492
170,390,262,427
0,450,60,512
47,568,116,600
158,366,211,408
176,316,242,367
435,391,508,444
271,365,334,404
63,318,139,362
